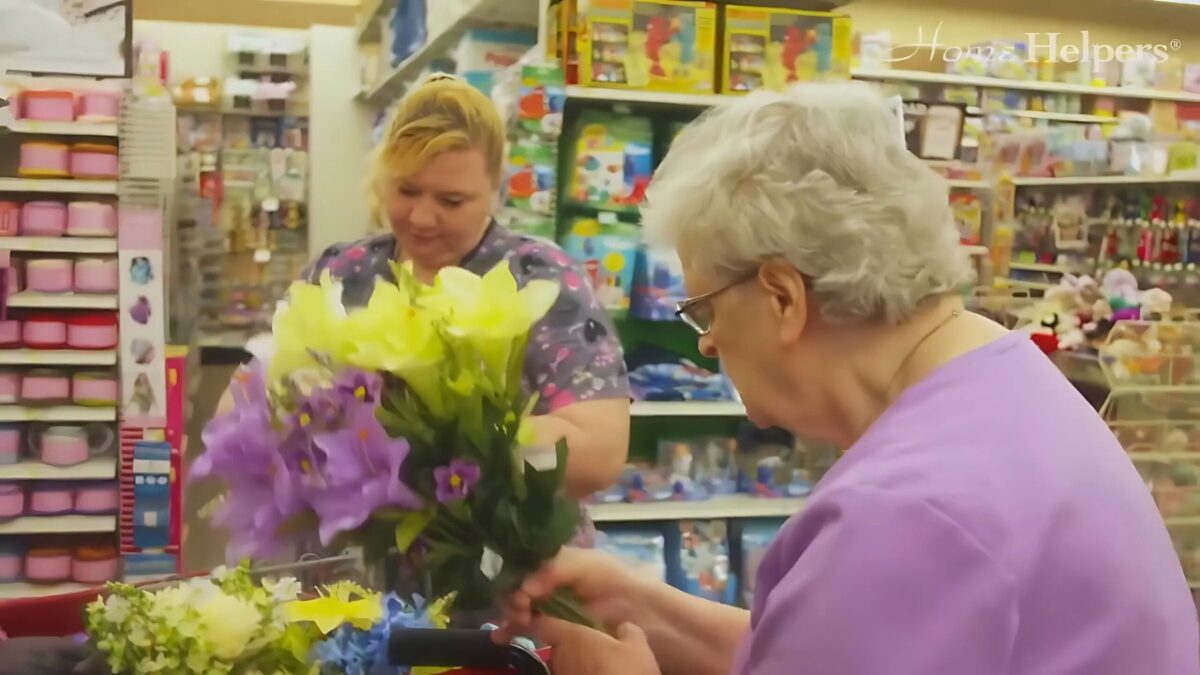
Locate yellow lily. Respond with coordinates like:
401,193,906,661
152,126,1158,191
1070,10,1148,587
426,262,559,390
269,273,350,382
282,582,382,635
341,279,449,416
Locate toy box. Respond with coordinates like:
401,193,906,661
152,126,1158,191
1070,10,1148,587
721,5,852,94
669,520,737,604
561,215,641,314
568,109,653,210
579,0,718,94
595,528,669,582
630,247,687,320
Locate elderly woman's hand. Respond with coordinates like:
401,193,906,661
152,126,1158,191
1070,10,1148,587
493,548,645,645
532,618,660,675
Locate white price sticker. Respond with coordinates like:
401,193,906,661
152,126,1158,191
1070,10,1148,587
262,197,280,212
254,249,272,263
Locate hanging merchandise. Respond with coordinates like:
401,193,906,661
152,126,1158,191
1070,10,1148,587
721,5,852,93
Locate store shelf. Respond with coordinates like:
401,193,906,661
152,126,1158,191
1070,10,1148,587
590,495,806,523
851,69,1200,104
0,458,117,481
1009,174,1200,186
0,405,117,422
1130,453,1200,463
0,237,117,253
363,0,539,106
0,582,104,599
566,86,730,108
7,292,118,309
176,105,308,119
1008,261,1075,273
947,179,991,189
1166,516,1200,528
0,119,119,137
999,278,1053,291
356,0,396,44
631,401,746,417
962,245,990,256
1001,110,1119,124
0,178,118,195
0,514,116,535
0,349,117,366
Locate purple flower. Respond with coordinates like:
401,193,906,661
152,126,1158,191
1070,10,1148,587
307,402,422,545
434,460,481,504
335,369,383,405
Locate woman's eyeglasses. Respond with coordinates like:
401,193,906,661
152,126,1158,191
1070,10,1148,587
675,272,758,336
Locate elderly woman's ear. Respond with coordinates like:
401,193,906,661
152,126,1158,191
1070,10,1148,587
757,259,809,344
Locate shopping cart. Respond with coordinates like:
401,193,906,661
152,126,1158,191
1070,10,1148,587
390,628,551,675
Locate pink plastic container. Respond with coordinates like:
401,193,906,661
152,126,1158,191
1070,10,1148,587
72,372,117,406
25,548,71,583
0,319,21,348
24,314,67,349
20,90,75,122
21,368,71,403
73,258,118,293
66,202,117,237
18,142,70,178
0,544,21,582
74,483,119,514
0,369,19,404
34,426,90,466
69,144,118,180
71,552,119,584
0,425,21,465
76,92,120,122
20,201,67,237
66,313,117,350
29,484,73,514
2,267,17,298
0,483,24,518
0,202,19,237
26,259,74,293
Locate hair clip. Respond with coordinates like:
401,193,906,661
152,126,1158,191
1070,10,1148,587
423,73,459,84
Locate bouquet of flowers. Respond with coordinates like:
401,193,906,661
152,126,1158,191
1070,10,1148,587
192,261,593,625
84,563,452,675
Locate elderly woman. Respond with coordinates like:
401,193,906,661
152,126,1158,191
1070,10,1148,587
497,84,1199,674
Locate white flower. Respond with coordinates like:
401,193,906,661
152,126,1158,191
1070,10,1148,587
262,577,302,603
103,595,131,624
480,547,504,581
196,592,262,660
210,565,230,582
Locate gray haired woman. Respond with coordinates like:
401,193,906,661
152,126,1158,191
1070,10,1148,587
498,83,1198,675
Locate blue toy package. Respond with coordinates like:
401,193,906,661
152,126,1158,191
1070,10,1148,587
629,359,734,402
595,527,668,583
655,437,737,500
667,520,737,605
568,110,653,210
735,424,815,499
560,215,641,315
630,247,688,321
392,0,428,66
740,520,785,607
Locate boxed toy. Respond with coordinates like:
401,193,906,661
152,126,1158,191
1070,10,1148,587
630,247,687,320
669,520,737,604
722,5,852,94
568,109,653,210
561,215,641,314
740,520,784,607
578,0,718,94
595,527,668,582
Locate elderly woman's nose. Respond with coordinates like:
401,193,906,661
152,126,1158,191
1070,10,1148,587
698,333,718,359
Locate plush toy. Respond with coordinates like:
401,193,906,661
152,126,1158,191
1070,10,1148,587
1102,266,1142,312
1141,287,1174,318
624,31,652,87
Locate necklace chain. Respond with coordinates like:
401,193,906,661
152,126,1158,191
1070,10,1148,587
886,310,962,397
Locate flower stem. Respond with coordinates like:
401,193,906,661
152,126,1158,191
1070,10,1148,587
532,589,604,633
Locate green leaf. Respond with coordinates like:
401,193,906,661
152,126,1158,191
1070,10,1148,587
394,506,437,553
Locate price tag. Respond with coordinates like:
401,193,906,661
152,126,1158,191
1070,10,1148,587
254,249,272,263
262,197,280,212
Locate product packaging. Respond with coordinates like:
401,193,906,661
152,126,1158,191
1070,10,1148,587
740,520,784,607
595,527,668,582
568,109,654,211
454,28,537,94
629,247,687,320
560,215,642,314
670,520,736,604
579,0,718,94
721,5,851,94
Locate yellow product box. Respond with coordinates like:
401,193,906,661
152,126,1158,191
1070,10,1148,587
722,5,852,94
579,0,718,94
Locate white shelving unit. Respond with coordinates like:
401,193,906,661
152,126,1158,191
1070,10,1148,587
590,495,806,523
566,86,730,108
356,0,396,44
0,178,118,195
0,514,117,535
0,119,119,137
852,69,1200,104
947,179,991,189
1009,174,1200,187
0,237,118,254
0,582,103,599
0,458,117,481
631,401,746,417
0,405,117,423
0,349,117,366
1001,110,1118,124
7,292,119,310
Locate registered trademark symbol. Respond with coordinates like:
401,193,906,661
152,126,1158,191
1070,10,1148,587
1172,39,1182,50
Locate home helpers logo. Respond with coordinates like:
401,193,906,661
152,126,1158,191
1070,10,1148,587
886,22,1183,65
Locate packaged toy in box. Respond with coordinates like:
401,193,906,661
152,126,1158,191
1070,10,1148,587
630,247,687,320
561,215,641,314
568,109,653,210
670,520,737,605
579,0,718,94
722,5,851,94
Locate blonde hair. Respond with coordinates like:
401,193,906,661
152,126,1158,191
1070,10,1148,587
370,74,505,194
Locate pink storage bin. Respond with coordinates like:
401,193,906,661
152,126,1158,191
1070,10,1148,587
0,369,19,404
29,483,73,514
0,543,21,583
0,319,19,348
0,425,20,465
67,202,117,237
21,368,71,403
0,202,19,237
74,483,119,514
19,90,75,122
73,258,118,293
24,314,68,349
76,91,120,122
66,313,117,350
26,548,71,583
33,426,90,466
69,144,118,180
2,266,19,298
26,259,74,294
18,142,70,178
20,201,67,237
72,372,118,406
72,546,119,584
0,483,24,518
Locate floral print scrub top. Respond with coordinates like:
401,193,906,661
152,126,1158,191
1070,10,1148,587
304,222,630,414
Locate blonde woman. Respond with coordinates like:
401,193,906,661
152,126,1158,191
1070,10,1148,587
301,75,630,497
